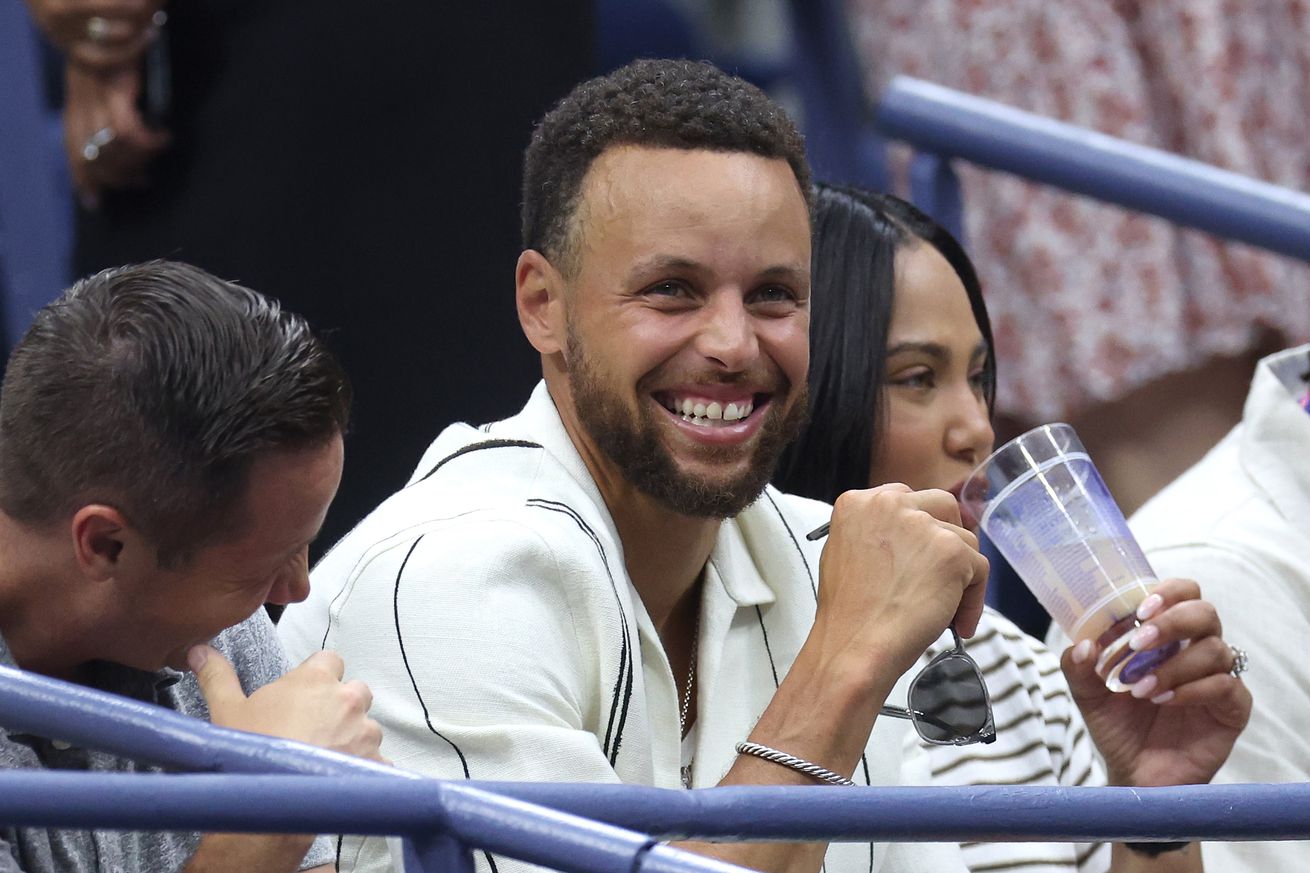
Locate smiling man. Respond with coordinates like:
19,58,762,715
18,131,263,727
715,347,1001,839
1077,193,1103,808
0,261,381,873
280,59,987,873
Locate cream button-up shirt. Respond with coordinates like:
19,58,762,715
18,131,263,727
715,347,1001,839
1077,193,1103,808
280,382,967,873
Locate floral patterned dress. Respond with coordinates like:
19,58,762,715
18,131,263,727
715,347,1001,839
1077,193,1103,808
849,0,1310,421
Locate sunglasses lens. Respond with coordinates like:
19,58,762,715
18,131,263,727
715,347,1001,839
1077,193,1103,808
910,655,990,743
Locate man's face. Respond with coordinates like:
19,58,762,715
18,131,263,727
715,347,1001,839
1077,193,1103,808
122,435,344,671
554,146,811,517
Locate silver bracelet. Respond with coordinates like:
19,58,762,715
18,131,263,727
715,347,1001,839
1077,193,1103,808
734,741,855,786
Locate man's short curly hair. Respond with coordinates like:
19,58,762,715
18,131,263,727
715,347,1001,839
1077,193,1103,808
521,58,812,275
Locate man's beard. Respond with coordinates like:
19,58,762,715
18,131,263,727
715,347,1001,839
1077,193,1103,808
566,329,808,519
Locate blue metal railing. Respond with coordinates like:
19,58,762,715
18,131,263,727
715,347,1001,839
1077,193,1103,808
875,76,1310,263
6,661,1310,873
5,772,1310,846
0,663,747,873
0,662,398,778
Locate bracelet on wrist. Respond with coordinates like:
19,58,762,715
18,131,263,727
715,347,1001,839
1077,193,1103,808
734,741,855,786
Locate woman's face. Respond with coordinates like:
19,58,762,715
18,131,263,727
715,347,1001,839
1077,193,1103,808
868,241,994,501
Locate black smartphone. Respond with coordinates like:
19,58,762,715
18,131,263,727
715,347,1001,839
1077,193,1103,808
138,10,172,129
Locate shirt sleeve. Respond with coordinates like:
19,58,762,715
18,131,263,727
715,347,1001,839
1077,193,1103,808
211,609,293,696
300,837,334,870
293,516,626,873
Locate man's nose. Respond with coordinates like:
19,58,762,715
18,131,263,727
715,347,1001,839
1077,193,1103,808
267,552,311,606
695,295,758,371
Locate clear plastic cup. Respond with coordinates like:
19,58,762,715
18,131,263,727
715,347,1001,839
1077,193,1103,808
960,423,1178,691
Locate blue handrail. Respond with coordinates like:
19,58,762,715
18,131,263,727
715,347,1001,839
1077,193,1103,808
876,76,1310,262
0,663,399,778
3,773,1310,845
0,665,751,873
5,663,1310,849
0,663,761,873
0,773,746,873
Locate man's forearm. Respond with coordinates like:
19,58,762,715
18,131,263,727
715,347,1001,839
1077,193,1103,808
183,833,320,873
669,636,899,873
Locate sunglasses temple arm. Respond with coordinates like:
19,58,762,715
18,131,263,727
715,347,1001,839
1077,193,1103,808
880,704,960,735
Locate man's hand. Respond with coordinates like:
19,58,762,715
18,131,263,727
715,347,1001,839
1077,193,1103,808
63,63,170,209
188,644,385,762
814,483,990,686
24,0,162,72
1061,578,1251,788
689,485,987,873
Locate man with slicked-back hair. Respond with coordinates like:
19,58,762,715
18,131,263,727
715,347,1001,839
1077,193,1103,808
0,261,382,873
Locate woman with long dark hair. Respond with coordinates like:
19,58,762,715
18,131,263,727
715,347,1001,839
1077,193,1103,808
777,184,1250,873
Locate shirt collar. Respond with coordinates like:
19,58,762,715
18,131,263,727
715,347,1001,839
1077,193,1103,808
1242,344,1310,535
0,627,176,750
509,382,615,514
708,515,779,607
498,382,797,607
0,626,179,703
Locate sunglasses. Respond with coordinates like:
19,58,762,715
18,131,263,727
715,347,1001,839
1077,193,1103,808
807,521,995,746
880,626,996,745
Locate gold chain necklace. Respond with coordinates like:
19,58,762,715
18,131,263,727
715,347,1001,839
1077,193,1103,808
679,624,698,737
679,622,699,789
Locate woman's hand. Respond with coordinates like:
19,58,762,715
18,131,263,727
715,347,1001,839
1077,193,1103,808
1061,577,1251,788
24,0,162,73
63,62,170,208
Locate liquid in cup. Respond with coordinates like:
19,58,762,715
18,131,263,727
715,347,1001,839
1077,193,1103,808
961,424,1178,692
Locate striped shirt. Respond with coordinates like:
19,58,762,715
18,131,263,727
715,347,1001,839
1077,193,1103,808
912,610,1110,873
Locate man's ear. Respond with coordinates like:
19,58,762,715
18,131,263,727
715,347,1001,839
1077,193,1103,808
70,504,136,582
516,249,567,356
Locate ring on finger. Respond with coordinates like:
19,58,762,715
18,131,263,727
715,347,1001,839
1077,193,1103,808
82,127,116,162
1228,645,1249,679
86,16,111,43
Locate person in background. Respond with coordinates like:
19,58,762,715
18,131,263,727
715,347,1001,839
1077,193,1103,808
0,260,382,873
18,0,594,555
775,184,1251,873
1126,342,1310,871
849,0,1310,515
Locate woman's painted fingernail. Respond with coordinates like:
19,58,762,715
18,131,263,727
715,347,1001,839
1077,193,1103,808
1129,624,1159,651
1150,690,1175,705
1130,674,1159,699
1137,594,1164,620
1072,639,1094,665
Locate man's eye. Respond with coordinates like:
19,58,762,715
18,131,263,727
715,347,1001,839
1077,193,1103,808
645,280,689,297
752,285,796,303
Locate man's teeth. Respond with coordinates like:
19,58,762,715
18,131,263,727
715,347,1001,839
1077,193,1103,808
669,397,754,425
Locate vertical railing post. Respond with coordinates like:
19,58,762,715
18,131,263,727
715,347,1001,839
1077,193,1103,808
401,834,475,873
909,152,965,245
786,0,889,190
